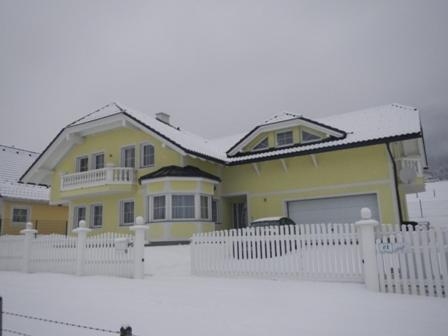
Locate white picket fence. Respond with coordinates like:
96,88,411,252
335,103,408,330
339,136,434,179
84,233,134,277
191,209,448,299
191,223,363,282
375,224,448,298
0,233,135,278
0,218,148,279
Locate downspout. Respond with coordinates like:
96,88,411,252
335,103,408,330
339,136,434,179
386,142,403,224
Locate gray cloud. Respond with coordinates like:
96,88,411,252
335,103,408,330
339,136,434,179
0,0,447,172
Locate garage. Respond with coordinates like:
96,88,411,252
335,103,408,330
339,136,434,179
287,194,379,225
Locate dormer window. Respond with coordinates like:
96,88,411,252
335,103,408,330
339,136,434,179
276,131,293,147
302,130,322,144
252,137,268,151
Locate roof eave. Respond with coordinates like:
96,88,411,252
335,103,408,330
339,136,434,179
227,132,423,166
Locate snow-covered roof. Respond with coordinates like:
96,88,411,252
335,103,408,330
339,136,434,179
226,104,422,163
0,145,49,202
70,103,227,161
21,103,423,185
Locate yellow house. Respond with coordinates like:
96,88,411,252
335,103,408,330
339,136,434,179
20,103,426,242
0,145,68,235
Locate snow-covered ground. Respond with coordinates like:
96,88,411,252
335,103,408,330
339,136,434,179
1,245,447,336
407,180,448,227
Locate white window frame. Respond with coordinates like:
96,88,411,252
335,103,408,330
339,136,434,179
91,152,105,170
140,143,155,168
90,203,103,228
171,194,195,220
73,205,87,228
120,145,136,168
119,199,135,226
11,206,31,225
212,198,222,224
251,137,269,152
200,195,210,220
275,130,294,147
75,155,89,172
152,195,166,221
301,129,323,144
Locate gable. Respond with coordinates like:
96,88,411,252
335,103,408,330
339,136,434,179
53,127,182,176
237,119,343,156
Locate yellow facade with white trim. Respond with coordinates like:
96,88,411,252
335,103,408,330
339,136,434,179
47,123,419,242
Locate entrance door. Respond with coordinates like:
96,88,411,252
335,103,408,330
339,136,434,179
232,202,247,229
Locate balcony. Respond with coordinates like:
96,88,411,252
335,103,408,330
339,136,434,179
61,166,136,191
397,157,425,193
397,157,424,178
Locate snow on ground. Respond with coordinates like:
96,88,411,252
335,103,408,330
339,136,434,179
1,245,448,336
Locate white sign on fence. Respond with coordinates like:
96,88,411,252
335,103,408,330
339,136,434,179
377,241,405,253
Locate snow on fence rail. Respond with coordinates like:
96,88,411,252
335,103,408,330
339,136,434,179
191,223,363,282
0,218,148,279
375,224,448,298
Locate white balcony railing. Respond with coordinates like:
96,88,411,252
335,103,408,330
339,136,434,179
397,157,424,178
61,167,136,191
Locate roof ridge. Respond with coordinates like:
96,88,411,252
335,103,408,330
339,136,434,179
263,111,302,124
0,144,39,155
68,102,123,127
390,103,418,111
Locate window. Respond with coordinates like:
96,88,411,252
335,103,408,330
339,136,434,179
172,195,195,219
301,130,322,143
200,195,209,219
76,156,89,172
90,204,103,228
92,153,105,169
141,144,155,167
73,206,86,228
121,146,135,168
276,131,293,147
12,207,29,223
252,137,268,151
212,199,221,223
153,196,166,220
120,200,134,226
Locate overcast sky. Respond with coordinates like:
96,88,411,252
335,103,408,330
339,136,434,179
1,0,447,169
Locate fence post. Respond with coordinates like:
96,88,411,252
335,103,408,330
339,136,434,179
73,220,91,276
129,216,148,279
20,222,37,273
355,208,379,292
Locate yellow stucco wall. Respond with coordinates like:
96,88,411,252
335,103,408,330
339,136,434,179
1,200,68,235
219,144,400,226
51,127,182,202
69,192,144,234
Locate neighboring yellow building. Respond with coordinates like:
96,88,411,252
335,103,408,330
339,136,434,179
20,103,427,242
0,145,68,235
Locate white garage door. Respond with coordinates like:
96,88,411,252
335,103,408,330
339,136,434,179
287,194,379,225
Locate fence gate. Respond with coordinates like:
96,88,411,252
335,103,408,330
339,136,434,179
191,223,364,282
375,224,448,298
